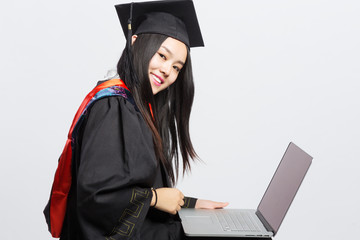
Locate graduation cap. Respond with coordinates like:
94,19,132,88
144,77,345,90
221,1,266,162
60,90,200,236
115,0,204,48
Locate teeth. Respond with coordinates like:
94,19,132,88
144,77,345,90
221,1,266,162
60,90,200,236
152,74,162,84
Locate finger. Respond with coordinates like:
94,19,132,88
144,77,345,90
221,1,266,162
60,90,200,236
178,190,184,199
172,206,181,215
179,199,185,206
214,202,229,209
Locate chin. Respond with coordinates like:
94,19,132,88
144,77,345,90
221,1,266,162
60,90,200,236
151,88,158,95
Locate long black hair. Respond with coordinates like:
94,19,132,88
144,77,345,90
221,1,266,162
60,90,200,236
117,33,197,185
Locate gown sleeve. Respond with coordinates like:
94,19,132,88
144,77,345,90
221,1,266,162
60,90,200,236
76,96,157,239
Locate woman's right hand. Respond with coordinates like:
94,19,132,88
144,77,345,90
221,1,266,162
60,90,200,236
151,187,184,215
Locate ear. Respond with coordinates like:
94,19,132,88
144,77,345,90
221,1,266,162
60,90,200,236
131,35,138,45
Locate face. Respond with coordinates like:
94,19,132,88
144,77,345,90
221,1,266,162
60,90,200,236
147,37,188,95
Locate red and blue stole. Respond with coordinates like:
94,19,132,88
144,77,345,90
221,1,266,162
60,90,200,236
47,79,131,238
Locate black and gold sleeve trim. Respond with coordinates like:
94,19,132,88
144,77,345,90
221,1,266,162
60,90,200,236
182,196,197,208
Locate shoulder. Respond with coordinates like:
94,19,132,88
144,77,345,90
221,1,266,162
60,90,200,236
92,85,136,108
74,82,149,137
83,81,135,113
87,94,139,122
78,94,151,143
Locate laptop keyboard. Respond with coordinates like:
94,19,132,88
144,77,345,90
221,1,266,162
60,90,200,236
215,211,262,232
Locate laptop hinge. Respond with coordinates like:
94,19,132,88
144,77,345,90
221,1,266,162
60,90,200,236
256,210,274,234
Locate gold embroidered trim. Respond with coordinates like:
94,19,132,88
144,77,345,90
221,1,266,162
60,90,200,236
182,197,191,208
106,188,150,239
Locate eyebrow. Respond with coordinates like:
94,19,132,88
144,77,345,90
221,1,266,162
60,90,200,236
160,46,185,66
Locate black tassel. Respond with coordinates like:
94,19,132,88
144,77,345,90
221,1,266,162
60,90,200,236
126,2,140,86
127,2,133,49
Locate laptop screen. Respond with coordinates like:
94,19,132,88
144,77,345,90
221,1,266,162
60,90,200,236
257,142,312,235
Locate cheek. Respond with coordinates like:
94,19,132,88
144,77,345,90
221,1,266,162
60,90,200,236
168,73,179,85
148,56,159,71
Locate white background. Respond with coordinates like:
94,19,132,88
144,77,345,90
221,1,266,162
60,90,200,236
1,0,359,239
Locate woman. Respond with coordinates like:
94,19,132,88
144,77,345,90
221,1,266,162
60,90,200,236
44,1,228,239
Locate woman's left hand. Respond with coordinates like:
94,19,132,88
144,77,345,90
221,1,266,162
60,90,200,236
195,199,229,209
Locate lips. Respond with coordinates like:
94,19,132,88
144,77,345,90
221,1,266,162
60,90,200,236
151,73,163,86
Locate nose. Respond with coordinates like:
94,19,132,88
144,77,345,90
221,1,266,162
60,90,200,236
160,62,172,77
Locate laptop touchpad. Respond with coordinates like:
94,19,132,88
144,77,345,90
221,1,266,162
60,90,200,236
185,216,213,224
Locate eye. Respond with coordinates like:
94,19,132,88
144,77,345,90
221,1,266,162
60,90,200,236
173,66,181,72
158,53,166,60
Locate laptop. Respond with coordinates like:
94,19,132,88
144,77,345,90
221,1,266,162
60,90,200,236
179,142,312,238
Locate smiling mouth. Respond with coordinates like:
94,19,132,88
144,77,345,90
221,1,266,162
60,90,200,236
151,73,163,86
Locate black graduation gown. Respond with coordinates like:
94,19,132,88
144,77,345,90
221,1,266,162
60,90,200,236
59,89,193,240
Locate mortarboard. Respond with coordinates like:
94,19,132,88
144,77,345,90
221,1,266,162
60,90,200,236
115,0,204,48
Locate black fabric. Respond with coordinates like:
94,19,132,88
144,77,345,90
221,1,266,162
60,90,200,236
115,0,204,48
47,82,271,240
135,12,190,47
182,197,197,209
59,93,186,240
185,238,272,240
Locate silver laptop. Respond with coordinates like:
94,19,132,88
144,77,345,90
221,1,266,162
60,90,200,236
179,142,312,238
